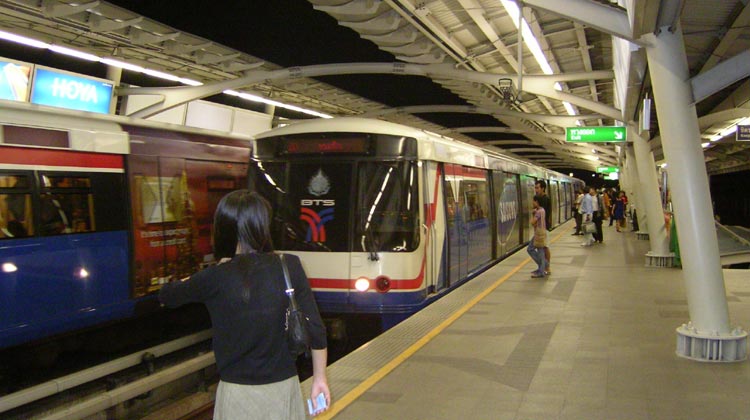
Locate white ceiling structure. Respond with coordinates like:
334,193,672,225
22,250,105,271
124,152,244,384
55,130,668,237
0,0,748,174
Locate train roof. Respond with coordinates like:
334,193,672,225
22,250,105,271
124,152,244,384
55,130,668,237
0,100,252,151
256,117,581,183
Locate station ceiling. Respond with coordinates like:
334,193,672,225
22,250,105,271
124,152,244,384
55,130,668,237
0,0,748,175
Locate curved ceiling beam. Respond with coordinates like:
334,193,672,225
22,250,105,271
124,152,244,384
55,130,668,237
451,126,618,158
119,62,617,120
357,104,601,128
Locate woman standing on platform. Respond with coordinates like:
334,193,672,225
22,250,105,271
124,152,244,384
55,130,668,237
613,191,628,232
159,190,330,419
528,195,547,277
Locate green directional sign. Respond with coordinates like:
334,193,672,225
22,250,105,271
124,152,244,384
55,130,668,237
566,126,627,142
596,166,619,174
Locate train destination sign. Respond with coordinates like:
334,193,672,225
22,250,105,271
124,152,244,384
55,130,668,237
566,126,626,143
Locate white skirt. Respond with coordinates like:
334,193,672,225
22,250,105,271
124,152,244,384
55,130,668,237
213,376,305,420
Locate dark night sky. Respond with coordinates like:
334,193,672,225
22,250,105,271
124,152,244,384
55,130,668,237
103,0,507,127
0,0,601,177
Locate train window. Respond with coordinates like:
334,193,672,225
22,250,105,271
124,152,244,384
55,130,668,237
38,173,97,236
355,161,419,253
0,174,33,238
41,175,91,188
39,193,93,235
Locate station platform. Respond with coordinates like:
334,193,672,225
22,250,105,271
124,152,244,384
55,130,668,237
303,220,750,420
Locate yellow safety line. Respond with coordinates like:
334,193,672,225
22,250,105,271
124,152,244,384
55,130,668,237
318,225,572,419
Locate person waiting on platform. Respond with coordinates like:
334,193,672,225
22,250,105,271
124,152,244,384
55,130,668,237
534,180,552,274
590,187,604,243
528,195,548,278
159,190,330,419
580,187,595,246
613,191,628,232
572,188,584,235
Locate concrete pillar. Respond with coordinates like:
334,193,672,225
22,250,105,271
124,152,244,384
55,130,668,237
625,145,646,231
644,23,746,361
632,130,672,264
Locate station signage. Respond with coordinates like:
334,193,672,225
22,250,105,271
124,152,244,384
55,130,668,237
596,166,619,174
30,67,113,114
566,126,626,143
737,125,750,141
0,58,31,102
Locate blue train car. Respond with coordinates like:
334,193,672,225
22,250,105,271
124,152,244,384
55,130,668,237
0,103,250,350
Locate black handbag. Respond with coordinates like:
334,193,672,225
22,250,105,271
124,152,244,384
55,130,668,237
279,254,313,357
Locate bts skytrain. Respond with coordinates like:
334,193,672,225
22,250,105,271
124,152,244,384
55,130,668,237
248,117,583,330
0,102,250,350
0,104,582,351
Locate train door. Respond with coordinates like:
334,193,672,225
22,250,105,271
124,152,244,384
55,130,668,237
461,167,491,272
443,164,468,287
520,175,536,243
422,161,443,293
549,180,559,227
492,171,521,257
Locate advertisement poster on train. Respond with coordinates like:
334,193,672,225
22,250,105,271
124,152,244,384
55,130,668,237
0,58,31,102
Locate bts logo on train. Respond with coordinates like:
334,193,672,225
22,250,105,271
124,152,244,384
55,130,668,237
300,168,335,242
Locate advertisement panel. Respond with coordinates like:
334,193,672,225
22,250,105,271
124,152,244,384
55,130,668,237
0,58,32,102
30,66,113,114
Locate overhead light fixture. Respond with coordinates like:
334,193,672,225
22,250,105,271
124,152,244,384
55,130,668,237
0,30,48,48
499,1,578,121
0,29,329,118
710,117,750,142
49,45,99,61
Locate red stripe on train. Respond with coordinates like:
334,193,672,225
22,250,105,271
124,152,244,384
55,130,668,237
308,259,426,290
0,147,124,169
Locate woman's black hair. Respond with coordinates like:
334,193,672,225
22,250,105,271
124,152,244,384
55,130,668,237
213,190,274,259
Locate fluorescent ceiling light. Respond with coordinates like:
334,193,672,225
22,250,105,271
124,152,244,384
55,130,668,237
0,30,48,48
1,29,327,118
49,45,99,61
501,0,578,120
224,90,332,118
100,58,144,72
710,117,750,142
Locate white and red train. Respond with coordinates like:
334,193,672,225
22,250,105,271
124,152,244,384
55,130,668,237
249,118,583,330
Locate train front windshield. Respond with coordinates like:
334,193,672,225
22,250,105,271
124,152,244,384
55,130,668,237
249,135,419,254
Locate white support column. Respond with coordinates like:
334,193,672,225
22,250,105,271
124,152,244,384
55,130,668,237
632,130,673,266
644,23,746,362
625,145,645,233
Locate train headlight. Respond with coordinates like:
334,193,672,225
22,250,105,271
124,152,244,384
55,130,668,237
375,276,391,293
354,277,370,292
2,262,17,273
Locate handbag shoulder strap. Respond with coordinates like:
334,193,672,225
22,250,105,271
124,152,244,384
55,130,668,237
279,254,299,310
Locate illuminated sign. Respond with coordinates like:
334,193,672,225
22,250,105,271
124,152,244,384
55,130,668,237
596,167,619,174
30,67,113,114
282,136,369,154
737,125,750,141
0,58,31,102
566,126,626,143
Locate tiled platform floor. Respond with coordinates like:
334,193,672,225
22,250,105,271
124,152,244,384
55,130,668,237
306,221,750,420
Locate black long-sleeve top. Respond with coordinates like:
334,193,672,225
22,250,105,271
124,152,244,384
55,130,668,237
159,253,326,385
